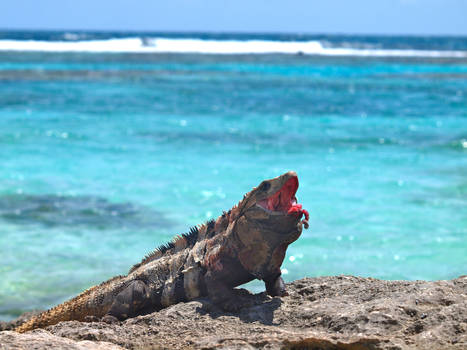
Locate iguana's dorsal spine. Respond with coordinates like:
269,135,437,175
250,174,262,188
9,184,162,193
129,224,204,273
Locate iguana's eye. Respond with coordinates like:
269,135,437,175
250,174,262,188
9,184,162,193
259,182,271,192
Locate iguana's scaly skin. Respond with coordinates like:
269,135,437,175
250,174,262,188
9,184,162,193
16,171,309,333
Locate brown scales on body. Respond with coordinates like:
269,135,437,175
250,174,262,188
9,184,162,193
16,171,309,333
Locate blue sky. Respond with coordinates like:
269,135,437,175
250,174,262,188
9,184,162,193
1,0,466,35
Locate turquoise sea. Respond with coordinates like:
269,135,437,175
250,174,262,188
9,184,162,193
0,31,466,320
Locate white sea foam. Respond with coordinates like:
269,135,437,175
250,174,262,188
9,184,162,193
0,37,466,58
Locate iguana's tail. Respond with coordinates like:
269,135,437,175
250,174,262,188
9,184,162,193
15,276,123,333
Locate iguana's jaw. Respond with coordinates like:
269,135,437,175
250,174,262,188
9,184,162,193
257,175,309,228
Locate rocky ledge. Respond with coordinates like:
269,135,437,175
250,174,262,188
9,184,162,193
1,276,466,350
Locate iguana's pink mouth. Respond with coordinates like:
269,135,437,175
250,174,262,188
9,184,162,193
257,176,309,228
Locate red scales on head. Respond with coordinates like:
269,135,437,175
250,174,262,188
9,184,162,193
258,175,309,229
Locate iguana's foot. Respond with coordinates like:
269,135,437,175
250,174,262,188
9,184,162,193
265,274,288,297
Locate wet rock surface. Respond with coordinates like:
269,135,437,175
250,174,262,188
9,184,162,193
1,276,466,349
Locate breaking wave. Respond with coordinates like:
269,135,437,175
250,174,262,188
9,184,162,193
0,37,466,57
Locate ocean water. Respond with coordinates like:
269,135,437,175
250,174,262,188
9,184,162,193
0,31,466,320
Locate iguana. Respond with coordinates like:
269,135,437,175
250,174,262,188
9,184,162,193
16,171,309,333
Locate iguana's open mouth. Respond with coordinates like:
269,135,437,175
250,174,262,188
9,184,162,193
257,176,309,228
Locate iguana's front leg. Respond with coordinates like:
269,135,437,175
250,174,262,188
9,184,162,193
204,270,242,312
264,273,288,297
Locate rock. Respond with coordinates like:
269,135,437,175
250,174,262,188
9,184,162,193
1,276,466,349
0,330,124,349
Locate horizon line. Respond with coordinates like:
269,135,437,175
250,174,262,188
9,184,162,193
1,27,466,39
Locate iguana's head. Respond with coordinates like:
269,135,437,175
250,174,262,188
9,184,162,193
238,171,309,229
232,171,309,278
